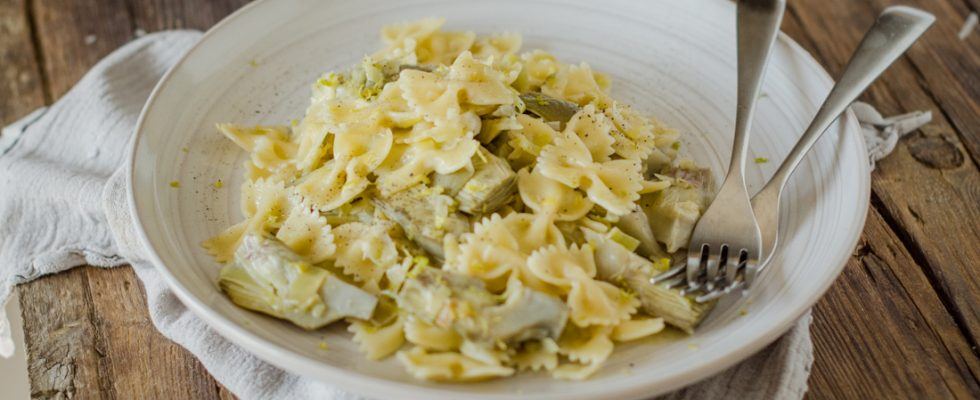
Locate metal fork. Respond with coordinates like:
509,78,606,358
652,0,786,300
745,6,935,293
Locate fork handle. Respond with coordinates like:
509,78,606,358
756,7,935,197
728,0,786,179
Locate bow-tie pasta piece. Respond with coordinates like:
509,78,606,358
204,178,290,262
511,338,560,372
536,132,593,188
397,69,470,142
217,124,297,172
376,17,466,65
470,32,522,61
611,317,666,342
552,324,614,380
586,159,644,215
448,52,518,106
295,126,393,211
404,316,463,351
396,347,515,382
505,113,560,169
376,83,423,129
517,167,593,221
418,30,477,66
514,50,559,93
564,104,615,162
542,62,610,107
375,139,480,195
526,244,638,327
349,315,406,360
448,213,564,289
603,101,658,161
292,97,376,172
537,131,644,216
380,18,443,51
275,203,336,263
557,324,614,365
381,18,476,66
331,221,406,293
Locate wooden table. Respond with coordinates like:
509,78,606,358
2,0,977,398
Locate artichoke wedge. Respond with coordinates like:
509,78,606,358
639,174,711,253
398,268,567,345
219,234,377,330
455,147,517,215
585,229,713,333
371,185,470,262
432,164,475,196
614,207,670,260
519,92,579,129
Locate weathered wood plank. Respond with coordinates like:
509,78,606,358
808,209,980,398
790,0,980,355
86,267,227,399
0,0,46,123
859,0,980,350
127,0,251,32
29,0,134,98
19,269,113,400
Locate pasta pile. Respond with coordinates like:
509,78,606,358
204,18,709,382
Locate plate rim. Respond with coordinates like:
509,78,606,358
127,1,871,398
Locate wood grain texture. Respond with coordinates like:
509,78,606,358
29,0,134,98
127,0,251,32
790,0,980,358
19,270,111,399
6,0,979,399
0,0,46,123
21,268,234,400
808,209,980,399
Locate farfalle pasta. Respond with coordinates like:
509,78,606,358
206,18,713,382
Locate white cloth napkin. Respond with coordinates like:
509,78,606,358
0,31,929,399
850,102,932,169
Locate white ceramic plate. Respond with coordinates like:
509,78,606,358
129,0,869,398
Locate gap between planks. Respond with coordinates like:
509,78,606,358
23,0,52,104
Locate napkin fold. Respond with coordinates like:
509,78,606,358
851,102,932,169
0,31,927,399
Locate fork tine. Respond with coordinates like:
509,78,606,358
650,263,685,284
705,244,725,290
724,250,743,287
696,279,745,303
679,267,706,295
695,288,722,303
698,248,721,291
662,275,686,289
686,244,708,291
